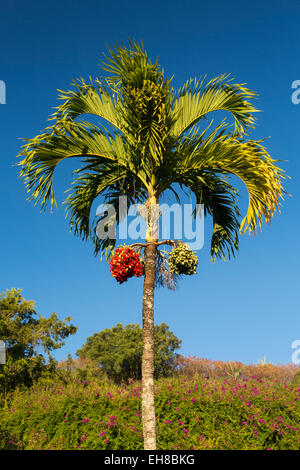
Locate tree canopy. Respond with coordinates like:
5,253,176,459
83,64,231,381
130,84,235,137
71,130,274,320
18,41,287,263
76,322,181,383
0,288,77,391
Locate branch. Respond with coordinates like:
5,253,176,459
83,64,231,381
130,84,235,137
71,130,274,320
127,242,147,248
127,240,180,249
156,240,179,247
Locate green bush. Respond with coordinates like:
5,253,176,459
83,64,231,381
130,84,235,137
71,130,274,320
76,323,181,384
0,375,299,450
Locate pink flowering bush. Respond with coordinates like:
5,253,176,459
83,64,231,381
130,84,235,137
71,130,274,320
0,372,299,450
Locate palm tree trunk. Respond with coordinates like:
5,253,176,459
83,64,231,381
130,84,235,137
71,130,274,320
142,196,158,450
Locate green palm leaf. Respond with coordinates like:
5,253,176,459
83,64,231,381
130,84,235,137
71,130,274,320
51,77,125,133
18,119,149,212
170,129,286,234
64,163,147,258
171,75,259,137
18,41,287,261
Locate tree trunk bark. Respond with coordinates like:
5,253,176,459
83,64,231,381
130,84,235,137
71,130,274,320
142,195,158,450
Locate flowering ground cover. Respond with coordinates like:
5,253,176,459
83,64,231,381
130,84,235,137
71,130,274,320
0,373,299,450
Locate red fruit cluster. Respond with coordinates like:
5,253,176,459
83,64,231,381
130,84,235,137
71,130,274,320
110,246,144,284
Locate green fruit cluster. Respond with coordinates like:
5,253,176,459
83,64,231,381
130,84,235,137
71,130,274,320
168,243,198,275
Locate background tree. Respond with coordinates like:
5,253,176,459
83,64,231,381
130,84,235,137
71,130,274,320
76,322,181,383
57,354,107,385
0,288,77,393
18,41,286,449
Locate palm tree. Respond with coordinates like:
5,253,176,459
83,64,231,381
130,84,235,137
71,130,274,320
18,41,286,450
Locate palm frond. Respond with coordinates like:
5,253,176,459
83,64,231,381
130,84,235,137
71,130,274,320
175,131,286,234
101,41,175,170
165,168,241,261
50,77,125,133
100,40,161,89
199,177,241,261
18,120,147,211
171,74,259,137
64,163,147,257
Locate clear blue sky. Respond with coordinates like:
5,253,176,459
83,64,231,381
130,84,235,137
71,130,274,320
0,0,299,365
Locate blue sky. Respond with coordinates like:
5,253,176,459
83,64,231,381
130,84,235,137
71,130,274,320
0,0,299,365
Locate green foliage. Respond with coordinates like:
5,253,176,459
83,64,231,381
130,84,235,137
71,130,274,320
57,356,108,385
168,244,198,275
17,40,287,263
292,370,300,386
0,375,299,450
0,289,77,393
76,323,181,383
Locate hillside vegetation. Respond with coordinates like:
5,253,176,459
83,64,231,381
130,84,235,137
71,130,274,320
1,358,299,450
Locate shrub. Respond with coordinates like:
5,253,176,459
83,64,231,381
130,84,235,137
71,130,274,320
0,374,299,450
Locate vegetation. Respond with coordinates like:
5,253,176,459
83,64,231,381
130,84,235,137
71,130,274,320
0,289,77,394
76,323,181,383
0,291,298,451
17,40,287,449
0,362,299,450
